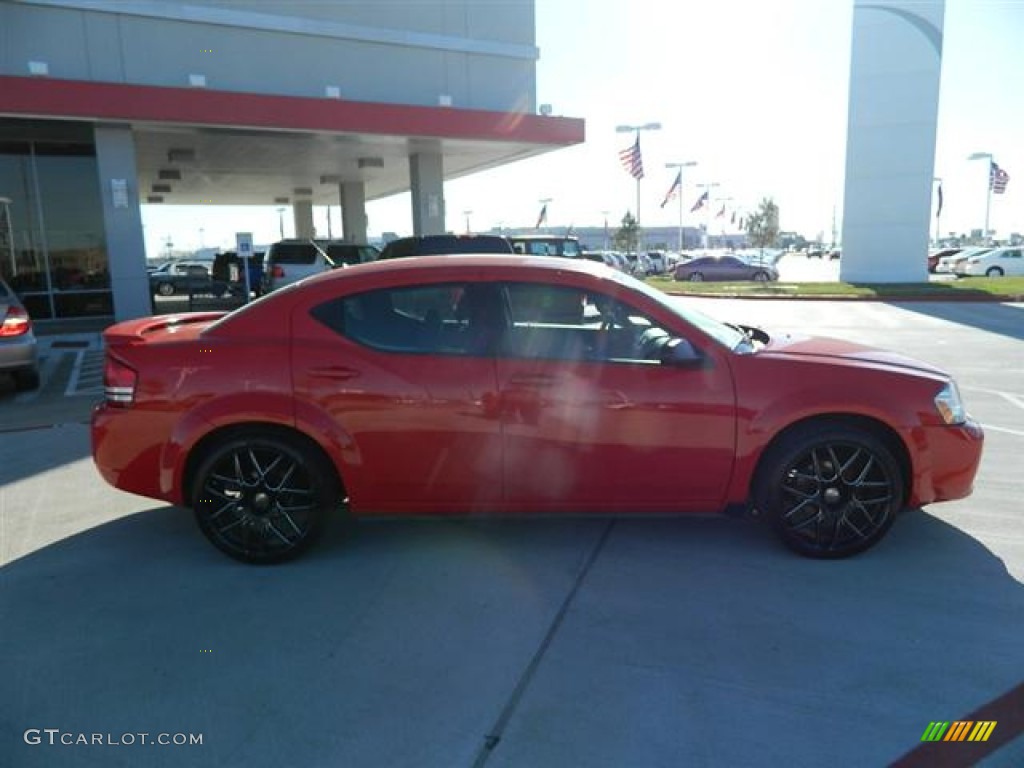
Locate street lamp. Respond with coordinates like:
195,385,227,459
615,122,661,249
600,209,610,250
968,152,993,240
463,209,473,233
665,160,697,253
277,207,286,239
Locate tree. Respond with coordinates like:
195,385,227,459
745,197,780,248
613,211,641,253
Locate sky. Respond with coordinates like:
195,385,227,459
141,0,1024,255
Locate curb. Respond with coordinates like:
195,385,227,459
663,290,1024,302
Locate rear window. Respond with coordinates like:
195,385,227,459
380,235,513,259
269,243,321,264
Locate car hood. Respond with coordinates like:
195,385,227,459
756,332,948,378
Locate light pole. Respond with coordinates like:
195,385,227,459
665,161,697,253
933,177,942,246
277,207,286,239
463,209,473,233
968,152,993,240
600,209,610,250
615,122,661,252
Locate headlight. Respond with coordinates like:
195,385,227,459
934,381,967,425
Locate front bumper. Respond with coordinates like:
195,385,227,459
909,417,984,507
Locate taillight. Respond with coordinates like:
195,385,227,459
104,355,137,406
271,265,285,278
0,305,31,337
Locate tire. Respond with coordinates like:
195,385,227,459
157,281,175,297
986,267,1004,277
688,272,704,282
752,271,769,282
754,423,903,558
13,367,40,391
192,433,340,563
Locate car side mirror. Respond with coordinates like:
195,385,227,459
661,337,703,367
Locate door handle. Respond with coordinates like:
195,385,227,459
508,373,557,387
307,366,359,381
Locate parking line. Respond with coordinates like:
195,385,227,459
64,350,84,398
983,424,1024,438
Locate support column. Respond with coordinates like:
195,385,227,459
840,0,944,282
293,200,315,239
339,181,367,243
409,152,445,235
93,124,150,321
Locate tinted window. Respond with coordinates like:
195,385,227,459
379,235,513,258
310,283,503,356
503,283,670,364
269,243,320,264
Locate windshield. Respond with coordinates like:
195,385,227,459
608,269,751,352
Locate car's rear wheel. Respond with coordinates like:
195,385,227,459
752,270,770,282
754,423,903,558
688,272,704,282
986,266,1004,277
157,282,175,296
193,433,340,563
13,367,40,391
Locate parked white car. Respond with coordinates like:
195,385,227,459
935,247,988,274
956,246,1024,277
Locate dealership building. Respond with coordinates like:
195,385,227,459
0,0,584,323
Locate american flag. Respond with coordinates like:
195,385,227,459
715,204,726,218
936,183,943,218
660,170,682,208
690,190,708,212
990,162,1010,194
535,203,547,229
618,136,644,180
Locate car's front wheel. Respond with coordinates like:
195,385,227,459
986,266,1004,277
754,423,903,558
192,432,340,563
752,270,770,282
688,272,704,282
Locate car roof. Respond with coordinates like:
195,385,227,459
302,253,613,286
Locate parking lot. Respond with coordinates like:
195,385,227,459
1,298,1022,767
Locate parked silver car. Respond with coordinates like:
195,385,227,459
0,275,40,391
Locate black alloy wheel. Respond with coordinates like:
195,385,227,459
752,270,770,282
689,272,704,282
756,424,903,558
193,434,339,563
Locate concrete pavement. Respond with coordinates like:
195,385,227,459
1,299,1022,767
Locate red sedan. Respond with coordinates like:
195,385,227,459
92,255,983,562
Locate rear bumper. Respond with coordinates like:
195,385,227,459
0,332,38,372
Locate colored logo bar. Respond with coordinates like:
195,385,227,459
921,721,997,742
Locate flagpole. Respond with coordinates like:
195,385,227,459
666,161,697,254
968,152,993,241
616,121,661,258
933,177,942,245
